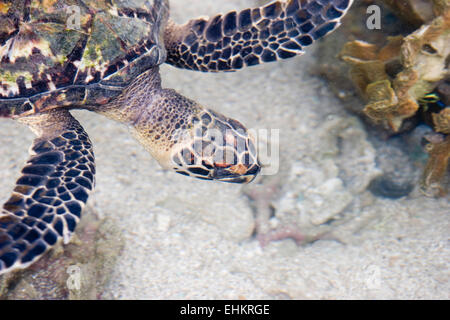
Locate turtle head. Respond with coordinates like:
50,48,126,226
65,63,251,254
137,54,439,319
168,108,260,183
125,88,260,183
131,101,260,183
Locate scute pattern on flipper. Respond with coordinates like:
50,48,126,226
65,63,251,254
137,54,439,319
166,0,353,71
0,111,95,274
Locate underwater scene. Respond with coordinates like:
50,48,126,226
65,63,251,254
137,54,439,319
0,0,448,299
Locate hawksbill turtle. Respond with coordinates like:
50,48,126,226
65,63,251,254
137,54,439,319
0,0,353,274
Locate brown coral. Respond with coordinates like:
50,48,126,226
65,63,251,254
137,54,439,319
381,0,444,26
422,134,450,197
339,3,450,195
340,8,450,131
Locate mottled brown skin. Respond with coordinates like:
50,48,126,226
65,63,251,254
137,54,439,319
0,0,353,275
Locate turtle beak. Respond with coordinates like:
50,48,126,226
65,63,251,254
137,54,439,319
211,163,261,184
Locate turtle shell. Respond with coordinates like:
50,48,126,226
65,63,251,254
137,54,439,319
0,0,169,116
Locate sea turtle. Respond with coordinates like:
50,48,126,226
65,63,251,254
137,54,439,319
0,0,353,274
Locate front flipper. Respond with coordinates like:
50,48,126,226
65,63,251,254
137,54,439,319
165,0,353,71
0,110,95,275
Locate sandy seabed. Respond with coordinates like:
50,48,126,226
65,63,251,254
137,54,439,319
0,0,448,299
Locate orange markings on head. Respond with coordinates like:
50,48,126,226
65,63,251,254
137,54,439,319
228,164,248,175
214,162,230,168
